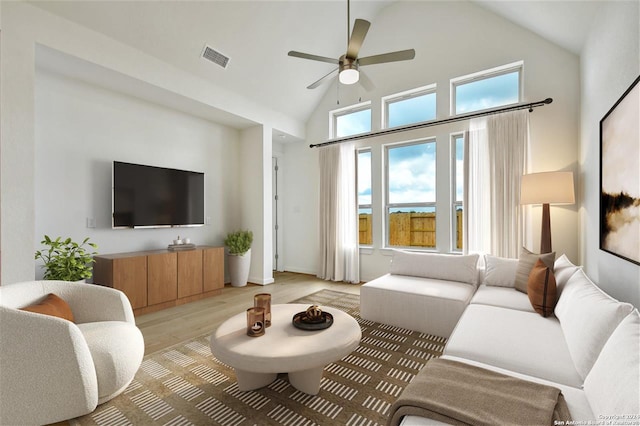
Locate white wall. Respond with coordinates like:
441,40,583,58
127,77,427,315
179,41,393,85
283,0,581,282
1,2,300,284
240,125,274,285
34,69,241,279
580,1,640,307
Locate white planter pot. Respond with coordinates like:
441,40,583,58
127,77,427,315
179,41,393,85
228,249,251,287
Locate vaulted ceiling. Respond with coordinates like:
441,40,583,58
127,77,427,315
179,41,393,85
29,0,600,130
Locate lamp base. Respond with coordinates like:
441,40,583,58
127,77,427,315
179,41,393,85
540,203,552,254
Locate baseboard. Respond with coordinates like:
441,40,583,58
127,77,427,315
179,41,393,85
248,276,275,286
283,266,317,276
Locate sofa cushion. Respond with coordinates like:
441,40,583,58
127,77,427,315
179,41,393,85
20,293,75,322
527,259,557,317
555,269,634,380
583,310,639,418
444,304,583,387
470,285,534,312
360,274,476,338
77,321,145,403
483,255,518,287
514,247,555,293
553,254,580,294
389,250,479,285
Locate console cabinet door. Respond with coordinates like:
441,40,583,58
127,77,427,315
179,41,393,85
178,250,203,298
112,256,147,309
147,252,177,305
203,247,224,292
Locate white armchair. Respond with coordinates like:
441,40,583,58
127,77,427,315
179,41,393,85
0,280,145,425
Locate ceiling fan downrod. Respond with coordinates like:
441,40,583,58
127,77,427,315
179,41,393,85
347,0,351,50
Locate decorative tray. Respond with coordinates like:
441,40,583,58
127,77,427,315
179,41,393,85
168,243,196,251
292,312,333,331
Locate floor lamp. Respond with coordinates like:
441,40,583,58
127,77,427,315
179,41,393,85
521,171,575,254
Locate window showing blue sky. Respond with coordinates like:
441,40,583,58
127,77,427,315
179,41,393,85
387,141,436,205
358,150,371,207
455,71,519,114
388,92,436,128
455,135,464,201
336,108,371,138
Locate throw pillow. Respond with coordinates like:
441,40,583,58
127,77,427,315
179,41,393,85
526,259,557,317
553,254,581,295
483,255,518,287
389,250,480,285
555,269,634,380
20,293,75,322
583,310,640,418
514,247,555,294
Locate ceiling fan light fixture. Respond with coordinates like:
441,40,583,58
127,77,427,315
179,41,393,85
339,56,359,85
339,68,359,85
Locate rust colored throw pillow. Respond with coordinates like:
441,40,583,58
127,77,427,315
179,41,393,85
20,293,75,322
527,259,557,317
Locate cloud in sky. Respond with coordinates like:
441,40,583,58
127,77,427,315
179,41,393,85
388,93,436,128
456,71,519,114
357,142,437,206
337,109,371,138
388,142,436,204
358,151,372,205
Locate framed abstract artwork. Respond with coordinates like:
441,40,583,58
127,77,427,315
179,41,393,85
600,75,640,265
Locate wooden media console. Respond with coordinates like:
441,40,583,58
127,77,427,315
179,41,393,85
93,246,224,316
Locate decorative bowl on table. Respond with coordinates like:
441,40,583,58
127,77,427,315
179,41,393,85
292,305,334,330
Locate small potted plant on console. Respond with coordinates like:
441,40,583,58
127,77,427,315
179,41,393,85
224,230,253,287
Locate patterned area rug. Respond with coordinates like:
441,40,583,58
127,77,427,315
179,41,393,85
71,290,446,426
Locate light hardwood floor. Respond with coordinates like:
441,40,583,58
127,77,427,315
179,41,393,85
136,272,362,354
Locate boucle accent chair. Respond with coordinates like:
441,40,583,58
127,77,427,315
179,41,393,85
0,280,145,425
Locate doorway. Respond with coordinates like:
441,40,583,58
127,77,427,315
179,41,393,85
272,157,284,272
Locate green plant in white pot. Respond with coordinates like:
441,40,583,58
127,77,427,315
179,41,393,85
224,230,253,287
35,235,98,282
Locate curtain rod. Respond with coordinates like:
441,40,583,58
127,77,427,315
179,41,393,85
310,97,553,148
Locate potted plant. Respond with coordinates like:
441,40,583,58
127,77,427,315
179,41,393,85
224,230,253,287
34,235,98,282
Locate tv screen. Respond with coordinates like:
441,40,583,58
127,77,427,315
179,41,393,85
113,161,205,228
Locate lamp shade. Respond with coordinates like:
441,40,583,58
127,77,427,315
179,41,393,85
521,171,575,205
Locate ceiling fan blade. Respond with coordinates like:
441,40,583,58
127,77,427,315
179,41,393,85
358,49,416,66
307,68,339,89
359,70,375,92
346,19,371,60
288,51,339,65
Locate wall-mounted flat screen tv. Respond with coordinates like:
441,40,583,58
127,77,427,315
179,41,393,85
113,161,205,228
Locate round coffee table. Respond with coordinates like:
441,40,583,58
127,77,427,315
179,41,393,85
209,303,361,395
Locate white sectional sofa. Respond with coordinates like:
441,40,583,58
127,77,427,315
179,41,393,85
361,250,640,424
361,251,480,338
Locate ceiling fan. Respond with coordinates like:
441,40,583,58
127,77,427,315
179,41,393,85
288,0,415,90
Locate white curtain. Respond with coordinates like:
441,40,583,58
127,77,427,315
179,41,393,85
465,110,529,258
318,142,360,283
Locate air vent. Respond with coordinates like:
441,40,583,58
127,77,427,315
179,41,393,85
201,44,230,69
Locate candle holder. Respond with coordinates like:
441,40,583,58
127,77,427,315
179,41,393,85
254,293,272,327
246,307,265,337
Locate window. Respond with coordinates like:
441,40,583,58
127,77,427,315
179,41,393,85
452,134,464,251
383,85,436,128
330,102,372,138
358,149,372,245
451,62,522,115
385,140,436,248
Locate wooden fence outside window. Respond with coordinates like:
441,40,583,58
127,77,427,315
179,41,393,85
359,211,463,249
